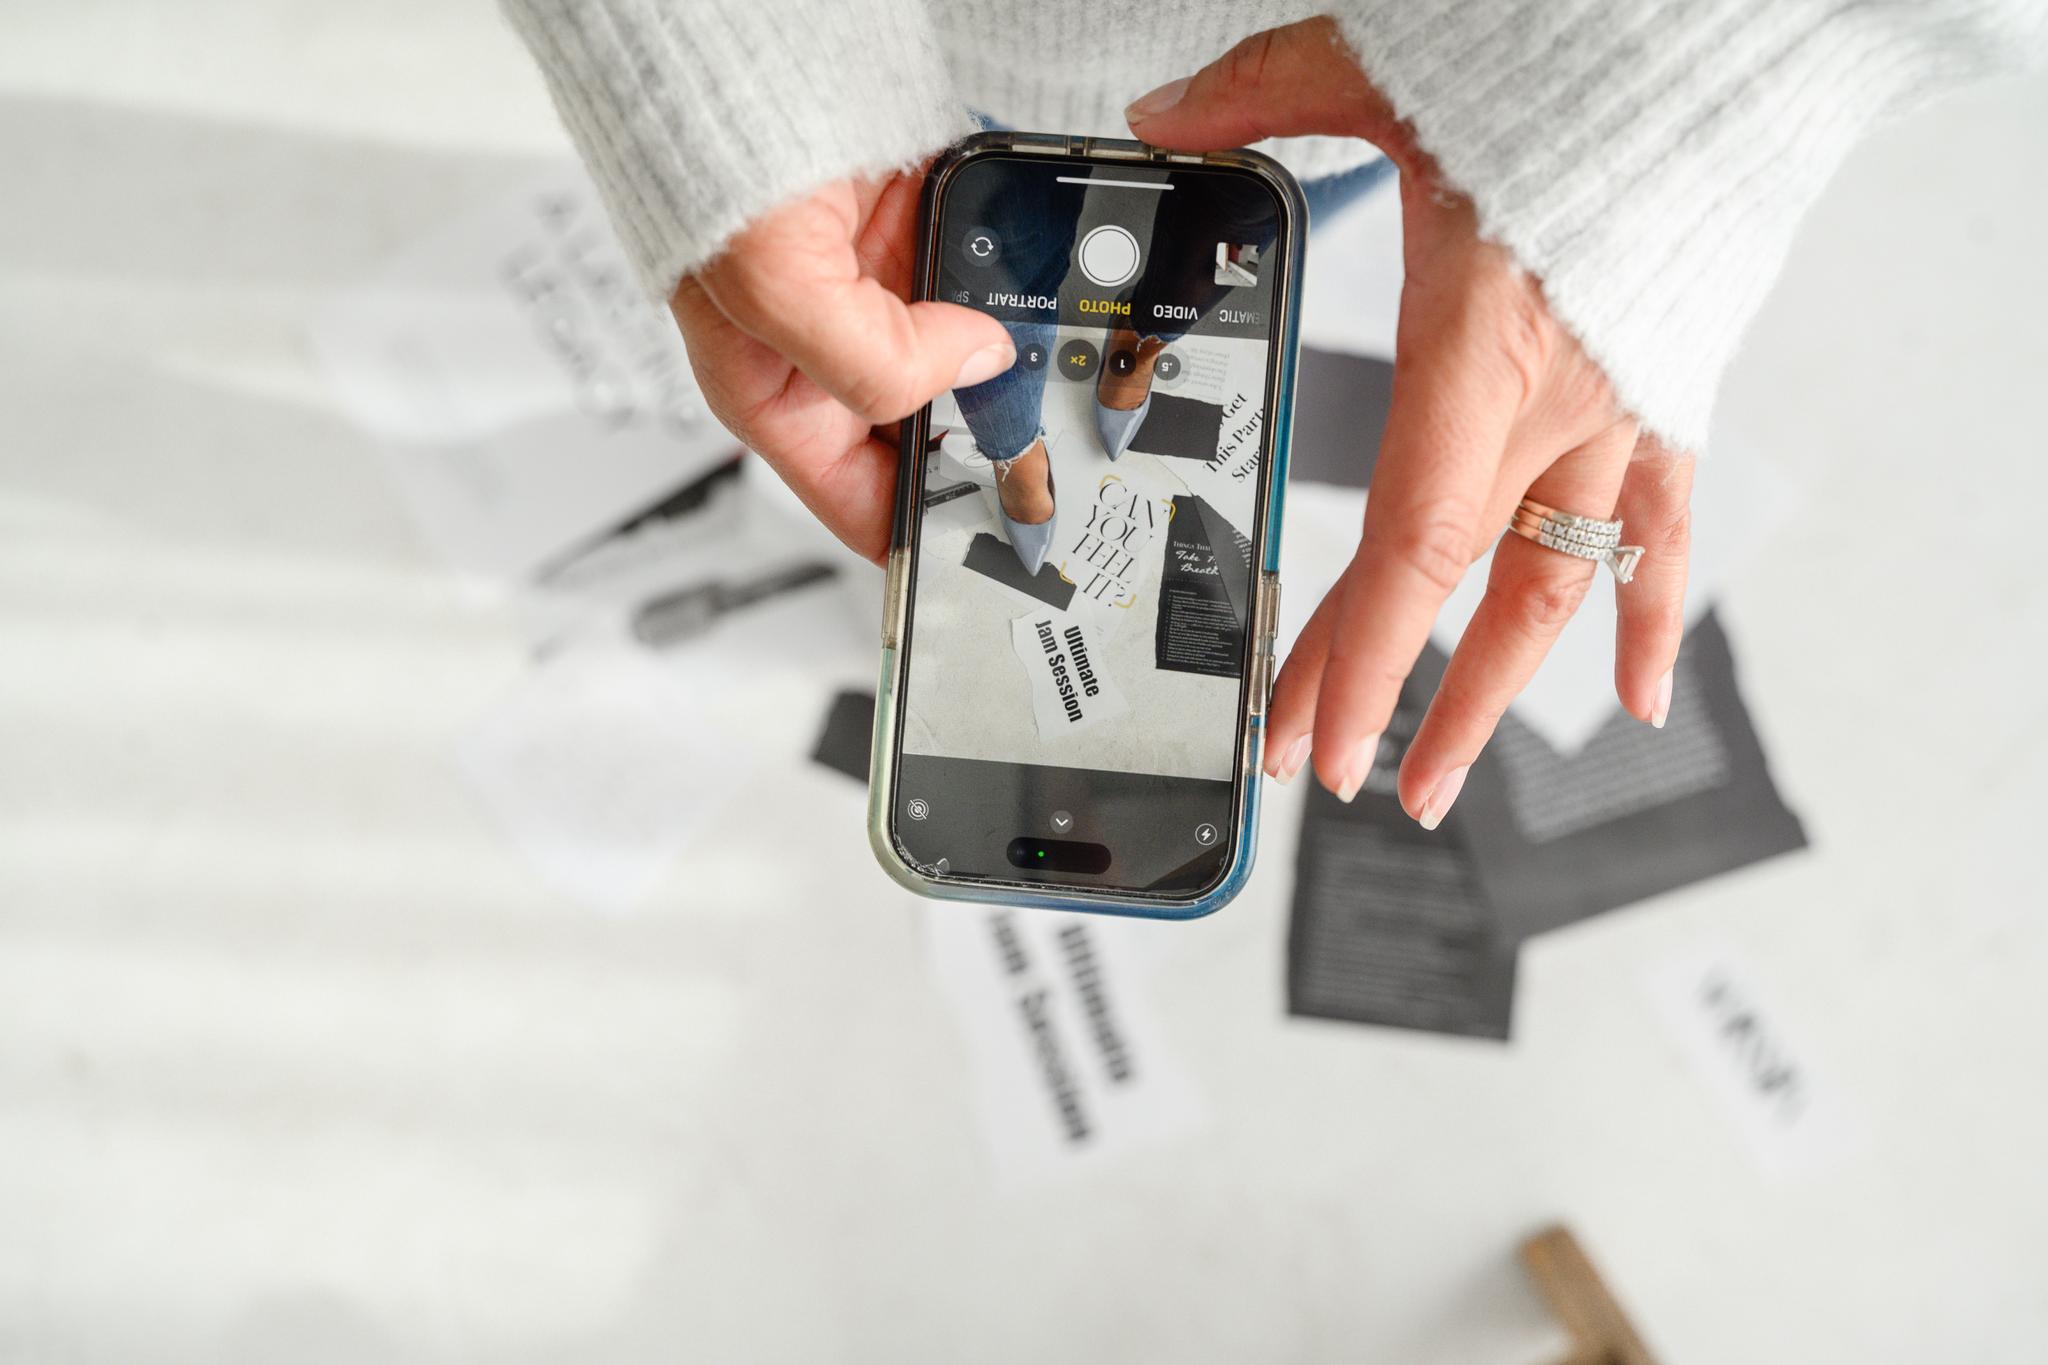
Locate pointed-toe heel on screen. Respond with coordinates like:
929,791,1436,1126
1000,503,1058,576
1094,392,1151,461
998,461,1058,577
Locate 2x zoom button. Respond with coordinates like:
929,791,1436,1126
1056,339,1100,380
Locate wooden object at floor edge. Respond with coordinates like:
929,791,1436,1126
1521,1224,1659,1365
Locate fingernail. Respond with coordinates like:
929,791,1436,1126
1418,765,1470,831
1333,732,1381,804
1125,76,1192,124
1651,669,1674,730
953,341,1014,389
1270,732,1312,784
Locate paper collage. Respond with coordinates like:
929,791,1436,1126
902,327,1266,783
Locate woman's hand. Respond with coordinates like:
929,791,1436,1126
671,172,1016,564
1128,17,1694,828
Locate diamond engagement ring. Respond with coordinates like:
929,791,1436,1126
1508,496,1645,584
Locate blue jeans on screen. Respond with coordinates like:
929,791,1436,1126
951,153,1395,464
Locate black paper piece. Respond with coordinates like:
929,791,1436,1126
962,532,1076,610
1286,649,1519,1041
1130,392,1225,463
1277,650,1523,1035
1288,788,1518,1041
1281,343,1808,1049
924,478,981,511
631,561,837,648
1453,611,1808,939
1155,496,1251,677
1200,497,1253,627
809,689,875,784
532,454,746,584
1289,349,1393,490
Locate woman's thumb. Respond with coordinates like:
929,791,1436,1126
1124,18,1379,151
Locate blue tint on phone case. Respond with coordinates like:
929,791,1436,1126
868,132,1308,919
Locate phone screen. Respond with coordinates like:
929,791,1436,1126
892,152,1288,900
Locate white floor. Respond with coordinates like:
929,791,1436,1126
3,5,2046,1362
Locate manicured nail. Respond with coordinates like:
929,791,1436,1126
1333,732,1381,804
1125,76,1192,124
1651,668,1674,730
1418,765,1470,831
953,341,1015,389
1270,732,1312,784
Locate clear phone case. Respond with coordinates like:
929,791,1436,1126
867,132,1308,919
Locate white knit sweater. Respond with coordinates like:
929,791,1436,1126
503,0,2045,453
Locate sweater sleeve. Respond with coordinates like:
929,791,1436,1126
1329,0,2048,453
500,0,976,298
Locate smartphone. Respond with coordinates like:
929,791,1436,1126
868,132,1306,918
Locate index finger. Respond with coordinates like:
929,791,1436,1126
1309,334,1518,800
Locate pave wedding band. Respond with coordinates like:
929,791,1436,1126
1509,496,1645,584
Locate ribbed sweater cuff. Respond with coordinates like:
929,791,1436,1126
1333,0,2032,452
503,0,977,298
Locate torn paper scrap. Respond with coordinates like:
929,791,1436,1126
925,905,1207,1189
1050,459,1181,620
964,532,1078,611
1646,950,1850,1180
1450,611,1807,941
1286,649,1517,1041
1154,373,1267,544
1129,392,1225,464
309,168,735,580
1155,494,1252,678
1010,610,1128,739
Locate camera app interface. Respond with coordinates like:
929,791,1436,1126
895,156,1285,895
